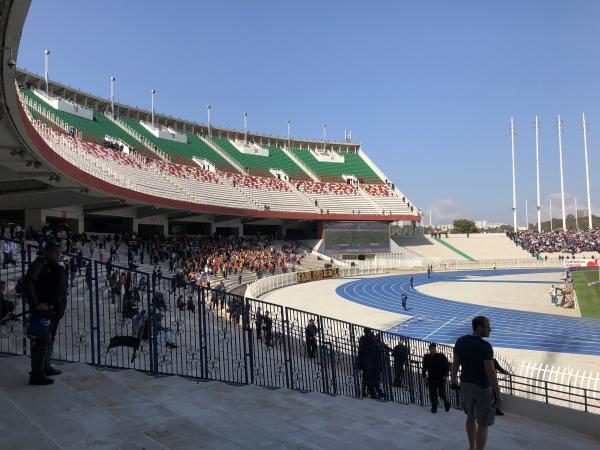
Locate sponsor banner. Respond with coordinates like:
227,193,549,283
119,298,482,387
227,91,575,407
296,267,339,284
563,259,599,268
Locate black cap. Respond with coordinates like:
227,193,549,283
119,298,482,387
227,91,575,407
43,241,61,252
428,342,437,348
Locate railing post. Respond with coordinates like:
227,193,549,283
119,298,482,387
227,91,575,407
243,297,253,385
20,240,28,356
149,274,158,375
544,380,549,403
88,261,96,366
584,388,588,412
94,262,101,367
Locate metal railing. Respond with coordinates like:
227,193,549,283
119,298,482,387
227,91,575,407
0,240,597,414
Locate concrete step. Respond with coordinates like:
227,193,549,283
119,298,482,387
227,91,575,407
0,356,166,450
2,356,599,450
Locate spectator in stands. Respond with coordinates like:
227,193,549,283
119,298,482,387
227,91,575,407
422,343,451,413
451,316,502,450
508,229,600,255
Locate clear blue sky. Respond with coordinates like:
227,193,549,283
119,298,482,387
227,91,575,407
17,0,600,225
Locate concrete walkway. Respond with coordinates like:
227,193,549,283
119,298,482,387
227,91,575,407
1,356,598,449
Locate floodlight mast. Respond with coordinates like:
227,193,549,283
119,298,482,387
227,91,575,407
510,117,517,231
557,115,567,230
207,105,212,138
535,116,542,232
582,113,593,230
151,89,156,127
44,49,50,94
110,76,116,117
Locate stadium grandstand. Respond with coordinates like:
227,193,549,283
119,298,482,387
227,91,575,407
1,2,600,450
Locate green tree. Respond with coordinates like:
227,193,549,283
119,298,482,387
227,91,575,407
452,219,478,234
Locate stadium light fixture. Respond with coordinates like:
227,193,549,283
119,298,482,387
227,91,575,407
44,49,50,94
207,105,212,138
110,76,116,117
244,112,248,145
582,113,593,230
510,118,517,231
534,116,542,233
287,120,291,149
151,89,156,127
323,123,327,152
557,115,566,230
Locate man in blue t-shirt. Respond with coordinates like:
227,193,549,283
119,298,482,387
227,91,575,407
451,316,503,450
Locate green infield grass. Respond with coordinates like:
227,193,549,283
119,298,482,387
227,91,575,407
572,270,600,318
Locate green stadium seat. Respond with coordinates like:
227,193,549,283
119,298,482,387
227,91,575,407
117,117,238,173
20,88,148,154
210,138,311,180
291,148,382,184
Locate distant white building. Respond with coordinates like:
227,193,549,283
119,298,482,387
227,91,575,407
475,220,506,230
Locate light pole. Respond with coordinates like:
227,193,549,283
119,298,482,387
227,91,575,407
322,123,327,152
151,89,156,127
287,120,291,149
510,118,517,231
525,200,529,230
44,49,50,94
549,198,553,231
575,197,579,230
244,112,248,145
557,115,567,230
207,105,212,138
582,113,593,230
535,116,542,232
110,76,116,117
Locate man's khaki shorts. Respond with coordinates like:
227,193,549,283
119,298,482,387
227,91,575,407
461,382,496,427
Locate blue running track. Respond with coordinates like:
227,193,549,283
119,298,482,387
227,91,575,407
336,268,600,356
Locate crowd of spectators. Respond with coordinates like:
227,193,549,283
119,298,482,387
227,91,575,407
507,229,600,256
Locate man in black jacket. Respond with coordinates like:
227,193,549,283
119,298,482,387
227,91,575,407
305,318,318,358
23,241,68,385
357,328,384,399
422,343,451,413
263,310,273,346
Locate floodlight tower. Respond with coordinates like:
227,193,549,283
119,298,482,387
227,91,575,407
323,123,327,152
557,115,566,230
110,76,116,117
510,118,517,231
287,120,291,149
44,49,50,94
207,105,212,138
244,112,248,145
582,113,593,229
151,89,156,127
535,116,542,232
